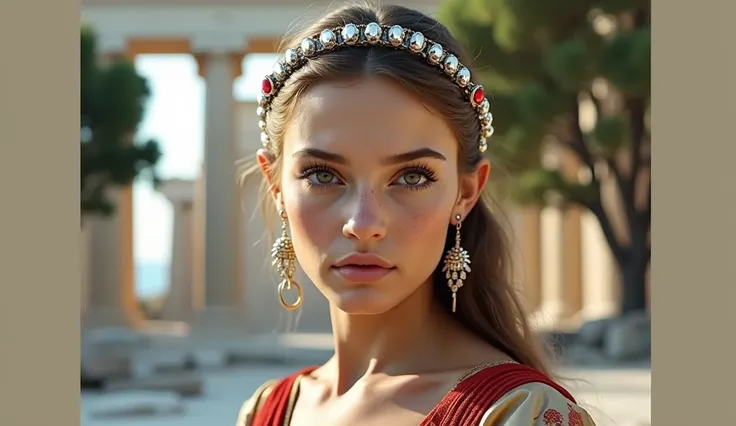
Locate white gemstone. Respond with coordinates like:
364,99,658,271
273,62,285,79
285,48,299,65
427,43,443,64
479,98,490,114
364,22,382,43
409,32,425,52
484,126,495,138
256,107,266,117
482,112,493,124
443,55,459,75
343,24,359,44
300,38,316,56
261,132,270,144
388,25,404,46
258,120,267,130
320,29,336,48
257,93,267,106
456,67,471,87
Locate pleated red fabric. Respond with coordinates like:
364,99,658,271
419,363,575,426
249,366,316,426
248,363,574,426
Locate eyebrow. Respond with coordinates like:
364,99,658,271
292,147,447,165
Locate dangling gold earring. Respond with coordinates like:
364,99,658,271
442,214,471,313
271,209,303,311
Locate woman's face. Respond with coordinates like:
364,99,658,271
260,77,486,315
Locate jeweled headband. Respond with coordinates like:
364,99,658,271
257,22,494,153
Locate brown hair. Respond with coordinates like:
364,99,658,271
241,2,553,377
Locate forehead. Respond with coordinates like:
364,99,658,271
283,77,457,157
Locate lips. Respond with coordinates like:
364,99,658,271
332,253,396,283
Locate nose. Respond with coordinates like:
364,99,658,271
342,187,387,242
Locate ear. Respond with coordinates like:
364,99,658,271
453,158,491,224
256,148,282,207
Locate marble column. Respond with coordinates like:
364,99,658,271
536,205,575,327
508,205,542,313
83,188,142,329
560,149,584,322
190,51,246,339
533,144,582,328
191,164,206,313
581,211,620,319
159,179,196,322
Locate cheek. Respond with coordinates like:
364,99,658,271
401,209,450,248
393,196,454,265
281,179,335,255
395,179,457,231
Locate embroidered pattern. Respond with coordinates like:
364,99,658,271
567,403,584,426
542,409,564,426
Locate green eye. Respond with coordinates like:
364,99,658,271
390,165,437,190
403,172,423,185
306,170,338,185
315,172,334,184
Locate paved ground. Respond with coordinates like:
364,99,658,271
81,363,650,426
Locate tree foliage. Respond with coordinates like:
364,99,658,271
438,0,651,313
81,26,161,217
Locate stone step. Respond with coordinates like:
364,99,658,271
84,390,185,419
104,372,204,397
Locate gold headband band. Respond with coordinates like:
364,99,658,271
257,22,494,153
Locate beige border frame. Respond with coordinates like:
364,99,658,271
1,0,81,424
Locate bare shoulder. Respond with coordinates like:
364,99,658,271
479,382,597,426
235,379,279,426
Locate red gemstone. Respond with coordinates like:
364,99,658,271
262,78,273,95
472,86,485,105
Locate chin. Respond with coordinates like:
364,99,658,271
328,287,401,315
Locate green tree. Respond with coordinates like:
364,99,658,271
438,0,650,314
81,26,161,217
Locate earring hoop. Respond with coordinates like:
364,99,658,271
271,209,303,310
442,213,471,313
278,278,303,311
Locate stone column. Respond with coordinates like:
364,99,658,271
508,205,542,313
536,205,574,327
534,144,581,329
581,211,620,319
83,189,142,329
191,164,206,313
560,149,584,323
190,51,246,340
158,179,196,322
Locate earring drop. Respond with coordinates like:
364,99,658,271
271,209,303,310
442,214,471,313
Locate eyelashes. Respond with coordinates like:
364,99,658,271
394,164,438,190
296,161,439,191
297,162,342,187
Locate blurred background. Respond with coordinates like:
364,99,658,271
79,0,651,424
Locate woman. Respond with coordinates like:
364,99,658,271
238,2,597,425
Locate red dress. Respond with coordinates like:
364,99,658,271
246,363,576,426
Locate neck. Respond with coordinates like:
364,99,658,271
326,282,456,394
